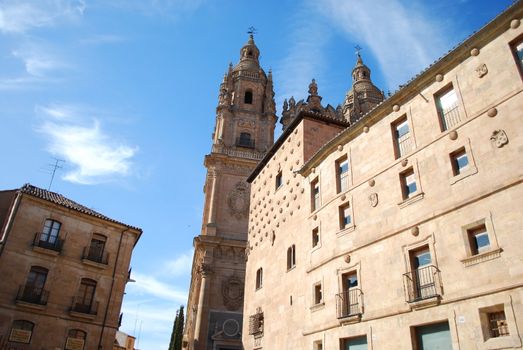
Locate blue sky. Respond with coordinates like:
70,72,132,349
0,0,514,348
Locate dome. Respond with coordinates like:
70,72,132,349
233,34,262,73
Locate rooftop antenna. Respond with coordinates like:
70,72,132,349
47,158,65,191
247,26,257,37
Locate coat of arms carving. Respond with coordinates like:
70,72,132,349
227,182,249,219
222,276,244,311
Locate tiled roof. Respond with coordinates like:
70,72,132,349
20,184,142,232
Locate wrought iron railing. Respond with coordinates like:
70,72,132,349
70,297,98,315
440,103,461,131
33,232,63,252
397,134,412,157
16,285,49,305
336,289,363,319
403,265,441,302
82,247,109,265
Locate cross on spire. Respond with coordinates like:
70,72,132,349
354,45,362,56
247,26,257,38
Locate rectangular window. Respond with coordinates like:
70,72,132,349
311,179,320,212
341,335,368,350
313,282,323,305
339,203,352,230
450,148,469,175
468,224,490,255
511,37,523,78
256,268,263,290
400,168,417,199
342,272,358,291
336,157,349,193
275,171,283,190
436,86,460,131
413,321,452,350
312,227,320,248
392,117,412,158
313,340,323,350
287,245,296,270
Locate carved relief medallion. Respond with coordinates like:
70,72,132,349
222,276,244,311
476,63,488,78
490,130,508,148
227,181,249,219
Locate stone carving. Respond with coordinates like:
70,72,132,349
198,263,213,277
227,181,250,219
476,63,488,78
369,193,379,207
237,119,256,128
223,319,240,337
490,130,508,148
222,276,244,311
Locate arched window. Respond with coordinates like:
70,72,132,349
256,268,263,290
21,266,48,304
238,132,254,148
9,320,34,343
287,245,296,270
39,219,61,245
65,329,86,350
85,234,107,264
244,90,253,104
73,279,97,314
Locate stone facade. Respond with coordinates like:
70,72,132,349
0,184,141,350
243,3,523,350
183,35,277,350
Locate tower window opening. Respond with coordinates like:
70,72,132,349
244,90,253,104
237,132,254,148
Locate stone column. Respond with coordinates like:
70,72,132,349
206,171,218,236
193,263,213,347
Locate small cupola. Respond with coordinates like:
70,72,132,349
240,34,260,62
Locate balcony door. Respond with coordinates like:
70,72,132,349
40,219,61,246
76,279,96,313
410,247,433,300
341,272,359,316
24,267,47,301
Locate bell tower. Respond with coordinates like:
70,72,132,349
183,34,276,350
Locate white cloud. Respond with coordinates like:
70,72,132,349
274,3,332,104
12,47,67,78
0,0,85,34
165,249,194,276
127,272,188,303
36,104,138,185
315,0,451,90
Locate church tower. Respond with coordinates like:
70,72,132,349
342,53,384,123
183,34,276,350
